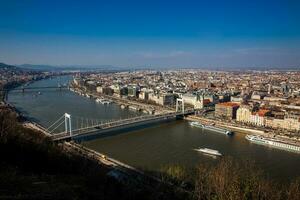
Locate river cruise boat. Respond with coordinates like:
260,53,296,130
189,121,204,128
189,121,233,135
194,148,222,156
246,135,300,153
203,125,233,135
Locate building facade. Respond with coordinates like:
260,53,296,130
215,102,240,119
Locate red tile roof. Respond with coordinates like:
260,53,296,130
217,102,240,107
203,99,210,104
254,109,270,117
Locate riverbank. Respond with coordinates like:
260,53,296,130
64,141,187,189
4,95,52,137
70,83,173,115
186,115,300,147
186,115,265,135
1,73,53,102
2,75,72,137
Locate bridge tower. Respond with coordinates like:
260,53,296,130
64,113,72,136
176,98,185,113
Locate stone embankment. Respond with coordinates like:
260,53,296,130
186,115,300,146
186,115,265,135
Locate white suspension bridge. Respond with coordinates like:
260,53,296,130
46,99,193,141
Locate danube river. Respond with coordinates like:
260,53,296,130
8,76,300,181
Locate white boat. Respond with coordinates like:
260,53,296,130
189,121,204,128
203,125,233,135
189,121,232,135
194,148,222,156
246,135,300,153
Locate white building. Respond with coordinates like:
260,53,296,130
182,93,204,109
148,93,175,106
96,86,103,93
236,105,252,123
250,113,265,126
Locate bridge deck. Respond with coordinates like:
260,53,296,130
52,111,194,141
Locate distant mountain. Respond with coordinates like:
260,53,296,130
0,62,15,68
19,64,59,71
0,62,23,71
1,62,55,72
63,65,118,70
19,64,123,71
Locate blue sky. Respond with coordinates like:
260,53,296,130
0,0,300,68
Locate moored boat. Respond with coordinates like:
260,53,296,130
189,121,233,135
189,121,204,128
203,125,233,135
246,134,300,153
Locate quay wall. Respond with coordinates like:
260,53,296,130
186,116,265,135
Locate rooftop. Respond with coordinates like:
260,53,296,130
255,109,271,117
217,102,240,107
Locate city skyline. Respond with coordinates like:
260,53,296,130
1,0,300,68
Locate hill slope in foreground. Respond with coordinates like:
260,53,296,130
0,108,187,200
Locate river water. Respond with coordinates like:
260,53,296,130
8,76,300,182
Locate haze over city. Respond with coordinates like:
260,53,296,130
1,0,300,68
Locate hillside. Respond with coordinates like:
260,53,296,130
19,64,59,71
0,62,22,71
0,109,188,200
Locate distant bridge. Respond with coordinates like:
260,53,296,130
3,85,70,92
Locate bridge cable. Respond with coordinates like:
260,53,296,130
47,115,65,131
49,120,65,134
